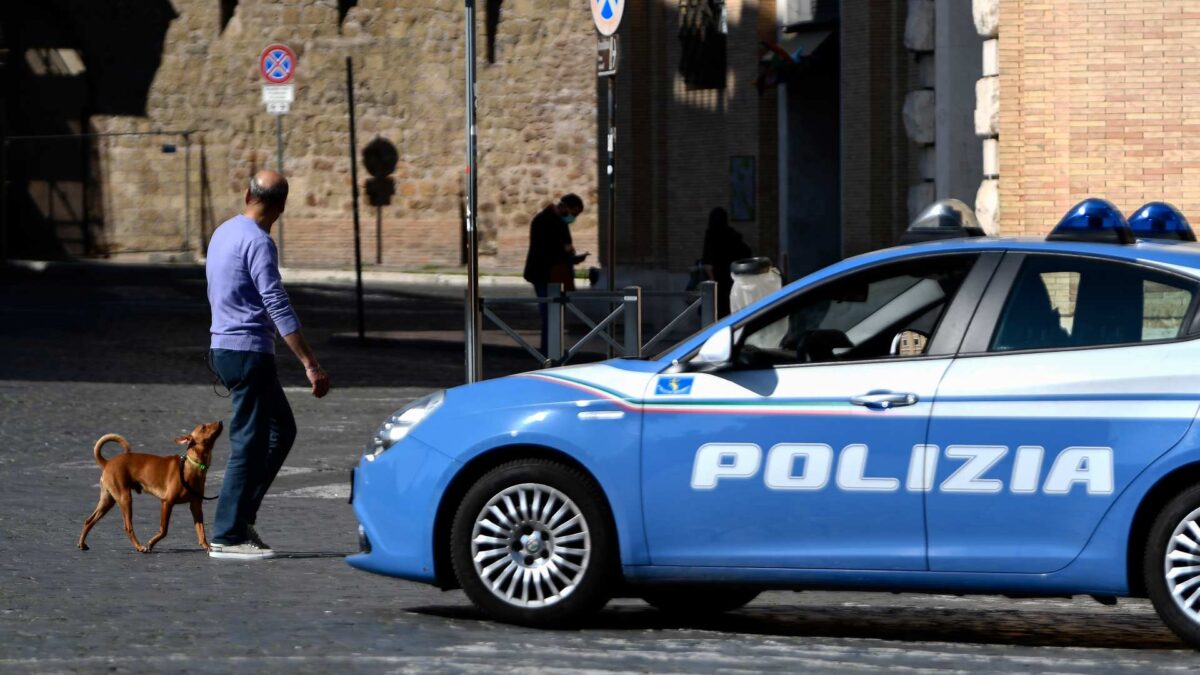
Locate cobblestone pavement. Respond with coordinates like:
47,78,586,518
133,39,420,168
1,268,1197,673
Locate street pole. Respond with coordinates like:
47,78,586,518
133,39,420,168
276,113,285,263
0,139,7,262
80,114,91,255
183,131,191,256
346,56,366,341
606,48,616,293
599,36,619,358
464,0,482,383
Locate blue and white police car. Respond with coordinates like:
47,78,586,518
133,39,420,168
349,198,1200,646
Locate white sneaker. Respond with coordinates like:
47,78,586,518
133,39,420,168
209,541,275,560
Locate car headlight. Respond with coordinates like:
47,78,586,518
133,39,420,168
365,390,445,459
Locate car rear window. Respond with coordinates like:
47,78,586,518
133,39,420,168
990,256,1198,352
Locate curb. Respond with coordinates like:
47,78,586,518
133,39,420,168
2,259,530,291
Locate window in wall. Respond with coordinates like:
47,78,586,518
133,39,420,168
486,0,502,63
338,0,357,29
219,0,237,33
679,0,727,89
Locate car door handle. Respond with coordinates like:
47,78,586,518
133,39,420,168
850,391,919,410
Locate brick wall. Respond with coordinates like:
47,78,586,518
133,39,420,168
90,0,598,272
613,0,778,276
998,0,1200,234
840,0,917,257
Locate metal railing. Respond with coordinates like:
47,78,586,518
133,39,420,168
480,280,718,367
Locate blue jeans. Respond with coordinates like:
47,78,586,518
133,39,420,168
209,349,296,545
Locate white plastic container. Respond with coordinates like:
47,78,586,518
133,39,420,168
730,257,787,348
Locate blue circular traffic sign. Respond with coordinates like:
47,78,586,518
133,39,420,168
591,0,623,36
260,44,296,84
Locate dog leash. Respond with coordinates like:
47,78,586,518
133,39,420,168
205,350,231,399
179,455,219,501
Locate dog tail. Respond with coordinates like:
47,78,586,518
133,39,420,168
93,434,131,468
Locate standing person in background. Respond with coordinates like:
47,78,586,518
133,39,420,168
701,207,751,317
205,170,331,561
522,194,588,356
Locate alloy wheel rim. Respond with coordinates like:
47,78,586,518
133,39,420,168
1164,505,1200,623
471,482,591,608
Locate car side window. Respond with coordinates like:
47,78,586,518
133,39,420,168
990,256,1198,352
733,254,978,368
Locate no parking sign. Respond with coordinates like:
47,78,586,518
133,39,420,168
260,44,296,115
259,44,296,84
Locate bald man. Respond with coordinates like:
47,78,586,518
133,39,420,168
205,170,331,560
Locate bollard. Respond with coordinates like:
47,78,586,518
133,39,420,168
547,283,565,365
622,286,642,357
698,280,718,327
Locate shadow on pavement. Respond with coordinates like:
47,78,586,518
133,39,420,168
407,602,1187,650
270,552,353,559
0,270,554,388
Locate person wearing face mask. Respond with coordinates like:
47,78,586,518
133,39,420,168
522,193,588,356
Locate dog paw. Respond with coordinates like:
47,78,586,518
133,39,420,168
78,543,89,551
136,546,149,553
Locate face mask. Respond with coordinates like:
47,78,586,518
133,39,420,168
562,214,576,224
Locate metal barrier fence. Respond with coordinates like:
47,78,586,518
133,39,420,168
481,280,719,367
1,130,198,261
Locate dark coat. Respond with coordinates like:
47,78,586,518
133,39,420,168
523,205,574,284
702,224,752,317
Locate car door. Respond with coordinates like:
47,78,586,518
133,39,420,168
926,252,1200,573
641,252,999,570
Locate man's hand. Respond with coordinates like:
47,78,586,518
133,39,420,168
572,252,589,264
306,365,331,398
282,331,330,398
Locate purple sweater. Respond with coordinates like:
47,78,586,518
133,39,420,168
206,215,300,353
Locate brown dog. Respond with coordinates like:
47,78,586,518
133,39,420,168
77,421,223,553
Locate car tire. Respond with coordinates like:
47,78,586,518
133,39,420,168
450,458,616,627
640,587,759,615
1143,484,1200,649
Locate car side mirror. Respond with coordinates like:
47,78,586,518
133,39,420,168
692,326,734,369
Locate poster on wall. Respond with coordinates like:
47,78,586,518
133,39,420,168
730,156,756,221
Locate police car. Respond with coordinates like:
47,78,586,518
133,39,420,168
349,198,1200,647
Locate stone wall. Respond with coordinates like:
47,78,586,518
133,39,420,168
91,0,599,272
992,0,1200,234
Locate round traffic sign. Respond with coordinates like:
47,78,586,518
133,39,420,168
591,0,623,36
259,44,297,84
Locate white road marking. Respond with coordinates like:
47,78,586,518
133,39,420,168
269,483,349,500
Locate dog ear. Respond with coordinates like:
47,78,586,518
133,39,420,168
175,435,193,446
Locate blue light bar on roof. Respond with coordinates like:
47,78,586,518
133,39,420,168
1047,198,1133,244
1128,202,1195,242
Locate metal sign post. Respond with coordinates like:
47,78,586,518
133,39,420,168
260,44,296,262
599,37,617,293
592,0,622,292
464,0,482,383
346,57,366,342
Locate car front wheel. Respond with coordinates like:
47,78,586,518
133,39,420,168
450,459,616,627
1144,484,1200,649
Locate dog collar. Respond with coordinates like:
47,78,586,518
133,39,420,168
182,454,208,472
